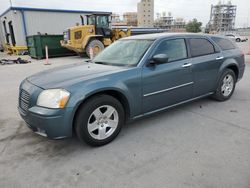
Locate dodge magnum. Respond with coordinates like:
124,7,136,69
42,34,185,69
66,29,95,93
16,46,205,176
18,33,245,146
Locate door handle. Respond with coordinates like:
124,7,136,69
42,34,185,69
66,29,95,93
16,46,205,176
216,56,224,60
182,63,192,68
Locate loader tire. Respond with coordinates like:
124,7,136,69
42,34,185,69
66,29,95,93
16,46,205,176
86,39,104,58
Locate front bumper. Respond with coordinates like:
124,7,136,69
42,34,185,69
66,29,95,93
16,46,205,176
18,79,74,139
60,40,83,54
19,106,74,139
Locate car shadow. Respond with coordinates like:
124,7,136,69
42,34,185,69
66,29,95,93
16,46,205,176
123,97,213,132
1,97,221,162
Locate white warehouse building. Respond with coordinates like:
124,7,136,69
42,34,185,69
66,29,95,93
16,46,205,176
0,6,110,47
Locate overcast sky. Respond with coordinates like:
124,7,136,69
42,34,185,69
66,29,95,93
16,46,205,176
0,0,249,27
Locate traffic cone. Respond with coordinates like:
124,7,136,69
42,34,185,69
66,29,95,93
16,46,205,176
44,45,51,65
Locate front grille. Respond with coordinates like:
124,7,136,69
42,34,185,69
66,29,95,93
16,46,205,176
19,89,30,113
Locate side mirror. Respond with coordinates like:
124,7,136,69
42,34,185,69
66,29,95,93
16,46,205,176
149,54,169,65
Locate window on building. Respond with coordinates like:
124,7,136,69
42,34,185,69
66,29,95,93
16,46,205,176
154,39,188,62
189,38,215,57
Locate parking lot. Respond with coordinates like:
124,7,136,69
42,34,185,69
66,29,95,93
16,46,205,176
0,41,250,188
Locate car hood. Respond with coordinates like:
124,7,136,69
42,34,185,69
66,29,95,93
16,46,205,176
27,62,127,89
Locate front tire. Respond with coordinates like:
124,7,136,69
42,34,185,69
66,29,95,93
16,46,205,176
75,95,125,146
212,69,236,101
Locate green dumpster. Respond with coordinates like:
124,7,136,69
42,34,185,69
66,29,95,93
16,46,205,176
26,35,76,59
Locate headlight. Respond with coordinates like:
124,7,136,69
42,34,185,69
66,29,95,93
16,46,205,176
37,89,70,109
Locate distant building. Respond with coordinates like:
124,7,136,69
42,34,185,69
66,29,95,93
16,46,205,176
123,12,138,26
111,13,121,23
207,1,237,33
137,0,154,27
172,17,186,32
154,12,173,29
111,22,128,27
111,13,129,27
155,12,186,32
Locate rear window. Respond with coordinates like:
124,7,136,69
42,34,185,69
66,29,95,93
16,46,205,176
211,37,236,51
189,38,215,57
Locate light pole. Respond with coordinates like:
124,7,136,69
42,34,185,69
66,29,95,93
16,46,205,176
9,0,13,7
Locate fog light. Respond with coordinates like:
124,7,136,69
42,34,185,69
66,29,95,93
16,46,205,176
35,128,47,137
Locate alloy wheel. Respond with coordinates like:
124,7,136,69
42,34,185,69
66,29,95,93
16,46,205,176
87,105,119,140
221,74,234,97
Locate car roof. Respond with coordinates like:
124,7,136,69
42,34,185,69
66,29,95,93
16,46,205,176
121,32,227,41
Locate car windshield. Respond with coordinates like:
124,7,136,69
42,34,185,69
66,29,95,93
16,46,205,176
93,39,153,66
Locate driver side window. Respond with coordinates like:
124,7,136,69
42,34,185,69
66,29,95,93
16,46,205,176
154,39,187,62
88,16,95,25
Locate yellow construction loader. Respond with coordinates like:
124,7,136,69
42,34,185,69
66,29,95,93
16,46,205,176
60,13,131,57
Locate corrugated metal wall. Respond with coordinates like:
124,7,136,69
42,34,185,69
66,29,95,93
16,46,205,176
13,11,27,46
1,10,28,46
0,11,15,45
0,10,87,46
24,11,83,36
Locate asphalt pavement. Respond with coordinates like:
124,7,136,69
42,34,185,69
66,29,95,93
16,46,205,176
0,41,250,188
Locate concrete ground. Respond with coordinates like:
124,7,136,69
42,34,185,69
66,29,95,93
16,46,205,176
0,41,250,188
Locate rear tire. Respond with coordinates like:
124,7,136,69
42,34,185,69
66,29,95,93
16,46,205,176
86,39,104,58
236,38,241,42
75,95,125,146
212,69,236,101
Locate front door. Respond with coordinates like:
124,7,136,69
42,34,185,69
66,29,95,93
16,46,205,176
142,38,194,113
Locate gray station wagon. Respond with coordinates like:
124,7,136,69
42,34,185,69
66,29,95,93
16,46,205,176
18,33,245,146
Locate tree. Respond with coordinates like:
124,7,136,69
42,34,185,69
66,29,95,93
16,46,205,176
186,19,202,33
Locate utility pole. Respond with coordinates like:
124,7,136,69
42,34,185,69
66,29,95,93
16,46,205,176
9,0,13,7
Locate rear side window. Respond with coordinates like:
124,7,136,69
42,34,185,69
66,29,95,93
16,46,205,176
211,37,236,51
154,39,187,62
189,38,215,57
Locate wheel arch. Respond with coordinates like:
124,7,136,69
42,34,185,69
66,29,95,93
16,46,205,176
219,59,239,81
214,60,239,92
226,64,239,81
72,89,131,132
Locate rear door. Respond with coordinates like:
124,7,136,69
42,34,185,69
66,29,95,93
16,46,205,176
142,38,194,113
187,37,223,97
